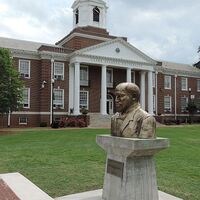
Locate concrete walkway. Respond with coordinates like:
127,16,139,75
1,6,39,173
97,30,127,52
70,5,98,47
55,189,183,200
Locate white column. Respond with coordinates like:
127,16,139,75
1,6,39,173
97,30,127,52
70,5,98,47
174,75,177,120
7,111,11,127
126,68,132,82
155,72,158,115
68,64,74,113
148,71,154,115
50,58,54,125
74,62,80,115
140,71,146,110
101,65,107,115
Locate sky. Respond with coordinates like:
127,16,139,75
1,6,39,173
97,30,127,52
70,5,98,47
0,0,200,64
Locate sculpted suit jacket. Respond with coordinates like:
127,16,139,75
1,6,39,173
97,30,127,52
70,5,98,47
111,104,156,139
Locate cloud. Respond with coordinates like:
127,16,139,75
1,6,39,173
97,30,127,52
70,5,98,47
0,0,199,64
107,0,200,63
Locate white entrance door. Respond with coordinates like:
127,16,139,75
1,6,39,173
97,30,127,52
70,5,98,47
107,94,114,115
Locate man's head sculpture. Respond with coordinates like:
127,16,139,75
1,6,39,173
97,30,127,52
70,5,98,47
111,82,156,139
115,83,140,113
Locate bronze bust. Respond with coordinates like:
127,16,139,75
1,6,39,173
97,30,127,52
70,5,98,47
111,82,156,139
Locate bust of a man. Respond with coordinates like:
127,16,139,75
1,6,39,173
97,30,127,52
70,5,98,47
111,82,156,139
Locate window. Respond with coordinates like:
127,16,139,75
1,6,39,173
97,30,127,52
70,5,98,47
80,91,88,109
22,88,30,108
164,96,171,112
75,9,79,24
107,68,113,88
181,97,188,112
80,66,89,86
181,77,188,91
164,75,171,89
19,117,27,125
53,89,64,109
54,62,64,80
19,60,30,78
197,79,200,92
131,71,135,83
153,95,156,112
152,72,156,88
93,7,100,22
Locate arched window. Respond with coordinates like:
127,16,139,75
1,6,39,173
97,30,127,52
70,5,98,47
75,9,79,24
93,7,100,22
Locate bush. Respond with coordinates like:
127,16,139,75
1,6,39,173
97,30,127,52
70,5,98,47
40,122,47,127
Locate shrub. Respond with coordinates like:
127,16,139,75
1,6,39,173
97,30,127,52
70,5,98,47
40,122,47,127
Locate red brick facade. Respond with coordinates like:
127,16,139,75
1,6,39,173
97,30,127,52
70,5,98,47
0,27,200,127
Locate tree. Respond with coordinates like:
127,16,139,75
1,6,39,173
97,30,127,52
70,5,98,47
0,48,23,115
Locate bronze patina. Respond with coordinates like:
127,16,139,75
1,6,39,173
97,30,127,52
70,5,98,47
111,82,156,139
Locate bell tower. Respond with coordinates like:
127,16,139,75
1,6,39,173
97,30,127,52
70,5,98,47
72,0,108,29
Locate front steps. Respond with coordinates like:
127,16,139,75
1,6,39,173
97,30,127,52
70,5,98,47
89,113,111,128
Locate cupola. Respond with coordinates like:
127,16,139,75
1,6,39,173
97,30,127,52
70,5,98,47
72,0,108,29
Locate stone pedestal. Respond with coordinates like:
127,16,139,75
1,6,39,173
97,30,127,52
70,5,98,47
96,135,169,200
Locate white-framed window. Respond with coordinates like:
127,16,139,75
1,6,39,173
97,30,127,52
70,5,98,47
80,66,89,86
107,68,113,88
164,75,171,89
53,89,64,109
19,117,28,125
19,60,30,78
75,9,79,24
197,79,200,92
181,97,188,112
22,88,30,108
93,6,100,22
80,91,89,109
152,72,156,88
164,96,171,112
54,62,64,80
153,95,156,112
131,71,135,83
181,77,188,91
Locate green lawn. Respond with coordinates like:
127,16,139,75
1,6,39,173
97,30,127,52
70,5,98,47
0,126,199,200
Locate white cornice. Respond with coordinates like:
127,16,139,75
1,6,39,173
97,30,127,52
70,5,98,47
154,66,200,78
57,32,111,46
70,54,154,71
39,51,70,61
11,49,40,60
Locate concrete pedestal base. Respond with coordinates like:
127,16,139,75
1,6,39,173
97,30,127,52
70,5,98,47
96,135,169,200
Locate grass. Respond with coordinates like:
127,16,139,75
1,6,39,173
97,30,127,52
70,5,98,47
0,126,199,200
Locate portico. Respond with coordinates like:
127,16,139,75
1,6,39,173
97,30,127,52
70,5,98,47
68,38,157,116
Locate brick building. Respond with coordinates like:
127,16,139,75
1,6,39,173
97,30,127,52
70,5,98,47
0,0,200,127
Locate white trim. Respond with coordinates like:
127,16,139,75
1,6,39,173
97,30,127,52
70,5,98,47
164,96,172,112
80,65,89,86
106,68,113,88
54,62,65,80
131,70,135,83
197,79,200,92
181,77,188,91
22,88,30,109
152,72,155,88
19,117,28,125
164,75,171,90
70,54,155,71
80,90,89,109
19,59,31,79
53,88,65,109
12,111,68,115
